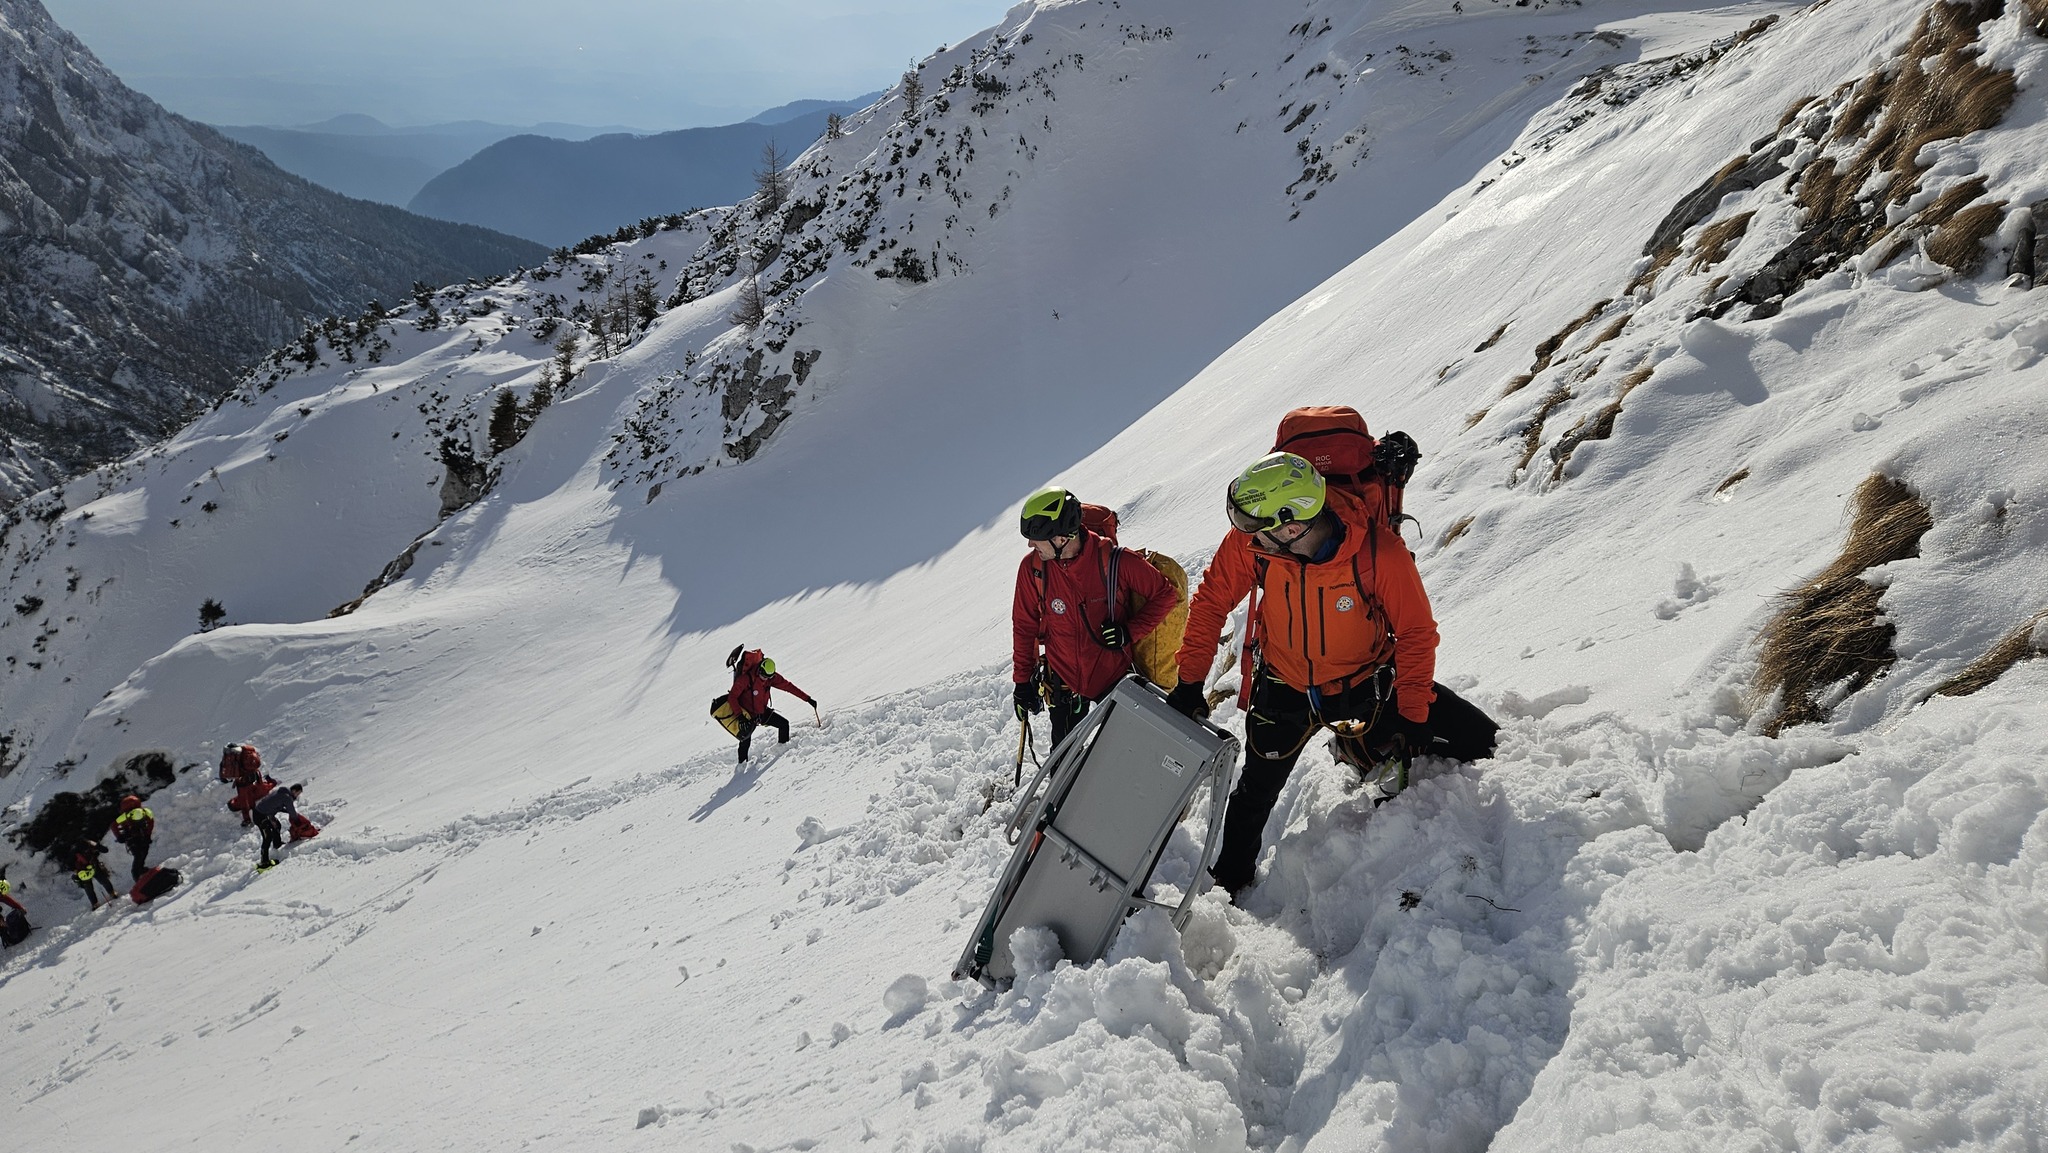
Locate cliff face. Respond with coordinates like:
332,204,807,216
0,0,547,504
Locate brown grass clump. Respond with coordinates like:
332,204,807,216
1804,1,2016,221
1586,313,1631,352
1924,199,2007,273
1548,363,1655,482
1516,384,1575,477
2022,0,2048,37
1474,321,1511,353
1778,94,1821,130
1528,299,1613,376
1755,474,1934,734
1688,211,1757,273
1464,408,1490,429
1626,246,1680,295
1715,468,1751,495
1501,372,1535,397
1933,609,2048,696
1440,516,1476,548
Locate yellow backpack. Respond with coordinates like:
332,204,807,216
1128,549,1189,689
710,694,746,738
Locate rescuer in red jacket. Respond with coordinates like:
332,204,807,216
1011,486,1179,747
725,647,817,764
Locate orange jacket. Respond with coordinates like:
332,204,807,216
1174,487,1438,722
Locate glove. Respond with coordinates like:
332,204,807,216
1374,430,1420,487
1014,682,1043,719
1166,681,1210,721
1392,715,1433,754
1098,621,1129,649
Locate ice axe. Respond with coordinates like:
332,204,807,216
812,702,822,728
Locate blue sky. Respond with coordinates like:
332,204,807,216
40,0,1019,129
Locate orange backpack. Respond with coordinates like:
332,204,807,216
218,743,262,783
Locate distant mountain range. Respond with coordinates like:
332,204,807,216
406,94,881,247
213,116,654,207
0,0,548,504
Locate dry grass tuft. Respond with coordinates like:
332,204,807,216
1805,2,2015,222
2023,0,2048,37
1501,373,1535,397
1715,467,1751,495
1587,313,1631,352
1779,94,1821,129
1755,474,1933,734
1464,408,1490,430
1528,299,1613,376
1440,516,1476,548
1924,199,2006,273
1688,211,1757,273
1474,321,1512,353
1627,245,1680,295
1516,385,1575,477
1721,2,2017,316
1933,609,2048,696
1548,363,1655,483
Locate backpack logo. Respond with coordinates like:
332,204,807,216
1336,595,1356,612
1050,598,1069,615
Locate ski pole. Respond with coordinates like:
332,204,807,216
813,703,822,728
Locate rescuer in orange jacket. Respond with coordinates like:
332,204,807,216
1166,451,1486,897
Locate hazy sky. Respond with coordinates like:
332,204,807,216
39,0,1019,130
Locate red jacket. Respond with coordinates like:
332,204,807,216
1013,530,1179,701
729,655,813,719
1174,487,1438,723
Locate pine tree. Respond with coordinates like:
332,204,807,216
488,389,524,455
729,266,766,328
901,69,925,126
553,332,579,387
198,598,226,631
527,365,556,418
753,140,791,216
825,112,843,140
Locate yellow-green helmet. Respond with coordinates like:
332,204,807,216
1020,486,1082,540
1227,452,1326,533
759,657,777,677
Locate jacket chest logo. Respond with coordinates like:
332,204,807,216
1335,595,1356,612
1050,598,1069,615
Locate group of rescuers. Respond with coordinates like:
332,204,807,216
721,408,1497,902
1005,409,1498,900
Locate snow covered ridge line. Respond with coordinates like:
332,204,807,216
1468,0,2046,490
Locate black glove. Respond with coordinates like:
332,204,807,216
1374,430,1420,487
1166,681,1210,720
1014,682,1042,719
1392,715,1433,754
1098,621,1129,649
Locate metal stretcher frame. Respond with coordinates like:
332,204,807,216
956,676,1241,985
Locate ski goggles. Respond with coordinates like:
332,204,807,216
1226,497,1307,537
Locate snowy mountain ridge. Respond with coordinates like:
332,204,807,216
0,0,547,505
2,0,2046,1150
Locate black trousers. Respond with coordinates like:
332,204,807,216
123,836,151,881
736,709,790,763
1046,687,1091,748
1210,674,1499,893
258,815,285,863
77,869,117,904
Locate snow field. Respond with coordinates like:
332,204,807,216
6,0,2048,1149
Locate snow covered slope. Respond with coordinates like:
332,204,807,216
4,0,2046,1150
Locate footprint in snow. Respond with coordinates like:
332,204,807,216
1653,562,1716,620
